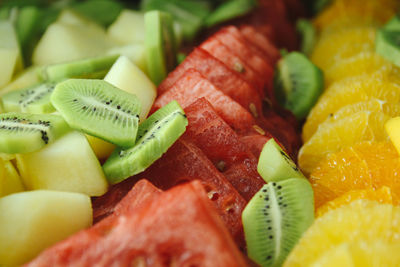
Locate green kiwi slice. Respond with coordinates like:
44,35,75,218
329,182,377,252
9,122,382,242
296,19,316,56
50,79,141,147
383,15,400,31
1,82,56,114
258,139,305,182
38,54,119,82
103,100,188,184
274,52,324,120
204,0,257,27
0,112,70,154
242,178,314,267
375,29,400,67
144,10,177,85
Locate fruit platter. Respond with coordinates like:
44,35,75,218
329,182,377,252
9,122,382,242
0,0,400,266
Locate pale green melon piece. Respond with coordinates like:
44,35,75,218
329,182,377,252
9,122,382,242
86,134,115,161
105,56,156,121
16,131,108,196
57,9,106,34
107,43,147,73
107,10,145,45
0,20,23,88
0,66,40,96
0,158,24,197
0,190,92,266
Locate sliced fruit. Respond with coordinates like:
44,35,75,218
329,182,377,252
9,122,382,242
0,112,70,154
375,29,400,67
103,100,188,184
0,158,24,197
0,190,92,266
0,66,40,96
16,131,108,196
258,138,305,182
296,19,316,56
144,10,177,85
107,10,145,45
106,43,147,73
242,178,314,267
385,116,400,155
2,82,56,113
71,0,123,27
283,200,400,267
205,0,257,27
274,52,324,120
383,14,400,31
85,135,115,161
51,79,141,147
104,55,156,121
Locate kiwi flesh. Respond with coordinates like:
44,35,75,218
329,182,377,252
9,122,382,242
51,79,141,148
242,178,314,267
382,15,400,31
1,82,56,114
204,0,257,27
296,19,316,56
375,29,400,67
71,0,123,27
258,139,305,182
144,10,177,85
274,52,324,120
38,54,119,82
0,112,70,154
103,100,188,184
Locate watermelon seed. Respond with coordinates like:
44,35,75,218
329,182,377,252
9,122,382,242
233,62,245,73
208,191,219,201
253,125,265,135
249,103,258,118
216,161,226,172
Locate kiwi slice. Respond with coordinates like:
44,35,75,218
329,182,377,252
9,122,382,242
258,139,305,182
0,112,70,154
383,15,400,31
50,79,141,147
296,19,316,56
204,0,257,27
242,178,314,267
1,82,56,114
38,54,119,82
144,10,177,85
103,100,188,184
375,29,400,67
274,52,324,120
71,0,123,27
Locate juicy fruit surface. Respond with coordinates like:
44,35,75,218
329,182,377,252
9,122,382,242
283,200,400,267
0,158,24,197
309,142,400,210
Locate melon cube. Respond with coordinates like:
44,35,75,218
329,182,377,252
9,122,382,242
0,66,40,96
0,190,92,266
0,158,24,197
107,10,145,45
16,131,108,196
106,43,147,73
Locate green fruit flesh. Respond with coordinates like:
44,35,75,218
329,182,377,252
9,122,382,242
375,29,400,67
0,112,70,154
71,0,123,27
51,79,141,147
258,139,305,183
274,52,324,120
242,178,314,267
205,0,257,27
2,82,56,113
296,19,316,56
383,15,400,31
107,10,145,45
103,100,188,184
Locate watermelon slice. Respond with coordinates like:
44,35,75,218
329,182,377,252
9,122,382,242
26,181,248,267
153,68,256,134
184,98,265,201
200,37,265,98
158,47,263,117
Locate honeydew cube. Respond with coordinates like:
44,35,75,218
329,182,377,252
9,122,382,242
106,43,147,73
0,66,40,96
16,131,108,196
86,135,115,161
107,10,145,45
0,20,23,87
0,158,24,197
105,55,156,121
385,116,400,155
0,190,92,266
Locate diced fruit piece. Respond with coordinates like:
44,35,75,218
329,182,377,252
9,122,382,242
16,131,108,196
71,0,123,27
85,135,115,161
103,100,188,184
106,43,147,73
375,29,400,67
205,0,257,27
0,190,92,266
240,134,272,158
104,55,156,121
0,158,24,197
184,98,265,201
0,112,70,154
274,52,324,120
2,82,56,113
385,116,400,154
144,10,177,85
38,54,118,82
0,66,40,96
242,178,314,267
258,139,305,183
383,14,400,31
107,10,145,44
25,181,248,267
296,19,316,56
0,20,23,88
51,79,141,147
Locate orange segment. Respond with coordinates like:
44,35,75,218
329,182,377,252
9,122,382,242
316,187,393,217
303,73,400,142
309,142,400,209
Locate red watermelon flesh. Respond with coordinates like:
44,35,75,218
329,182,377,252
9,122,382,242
157,48,263,117
184,98,265,201
200,37,265,98
239,25,280,65
137,137,246,248
26,181,249,267
153,68,256,134
240,134,271,159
